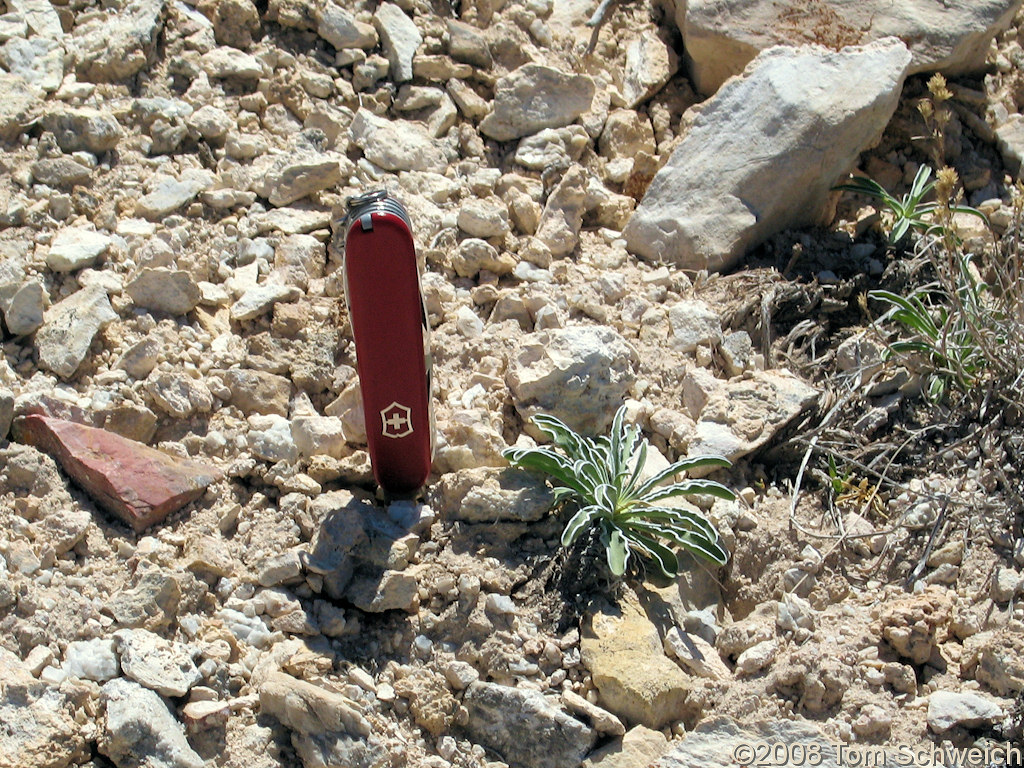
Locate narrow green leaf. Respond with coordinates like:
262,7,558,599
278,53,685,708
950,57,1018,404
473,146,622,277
630,532,679,577
679,532,729,565
634,455,732,498
606,526,629,576
561,505,600,547
644,479,737,503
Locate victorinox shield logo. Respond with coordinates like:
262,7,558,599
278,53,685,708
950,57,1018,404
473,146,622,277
380,402,414,438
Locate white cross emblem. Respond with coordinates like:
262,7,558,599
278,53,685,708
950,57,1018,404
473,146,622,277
380,402,414,438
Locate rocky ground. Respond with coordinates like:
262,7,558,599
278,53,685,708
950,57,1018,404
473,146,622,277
2,0,1024,767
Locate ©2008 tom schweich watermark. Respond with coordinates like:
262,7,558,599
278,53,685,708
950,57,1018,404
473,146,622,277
731,740,1024,766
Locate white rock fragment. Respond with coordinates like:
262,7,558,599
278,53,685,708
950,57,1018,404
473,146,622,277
7,0,62,38
927,690,1004,733
318,2,377,49
63,637,120,682
480,64,596,142
373,2,421,83
350,110,447,173
230,284,301,321
127,268,202,315
116,628,202,698
735,639,778,676
623,31,679,108
457,198,510,238
100,678,204,768
36,285,117,378
135,170,216,220
200,46,263,79
663,627,732,680
3,280,46,336
669,299,723,353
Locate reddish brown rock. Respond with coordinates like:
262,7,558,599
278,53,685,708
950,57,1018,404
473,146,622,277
14,414,221,532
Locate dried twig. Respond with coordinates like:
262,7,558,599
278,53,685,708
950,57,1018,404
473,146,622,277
585,0,618,53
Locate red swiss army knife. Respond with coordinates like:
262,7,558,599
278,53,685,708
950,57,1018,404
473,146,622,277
340,189,434,496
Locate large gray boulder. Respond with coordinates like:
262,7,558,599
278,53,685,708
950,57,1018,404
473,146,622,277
679,0,1022,96
623,39,911,273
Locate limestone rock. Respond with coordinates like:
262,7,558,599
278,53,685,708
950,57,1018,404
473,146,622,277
996,113,1024,176
653,717,842,767
429,466,553,523
291,414,347,459
0,389,12,441
15,414,222,532
0,72,43,142
31,157,92,188
42,107,124,153
3,278,46,335
0,37,63,92
199,46,263,79
223,369,291,416
259,671,369,737
0,648,88,768
582,725,670,768
663,627,731,680
257,152,345,207
373,3,420,83
507,325,637,436
927,690,1003,733
687,370,819,470
623,31,679,108
206,0,261,49
317,2,377,50
99,678,204,768
457,198,510,238
261,671,389,768
561,689,626,736
35,284,117,378
63,637,120,682
126,269,202,315
463,681,597,768
231,283,301,321
536,165,588,257
135,170,216,219
679,0,1022,96
73,0,167,82
246,414,298,463
350,110,447,173
480,64,596,142
515,126,590,171
581,595,696,729
623,39,911,273
46,228,112,273
447,18,492,68
873,587,954,665
668,299,723,354
393,668,458,736
7,0,62,38
346,569,418,613
115,628,201,698
962,629,1024,696
146,371,214,418
451,238,516,278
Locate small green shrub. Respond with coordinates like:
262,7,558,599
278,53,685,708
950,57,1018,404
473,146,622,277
503,406,733,579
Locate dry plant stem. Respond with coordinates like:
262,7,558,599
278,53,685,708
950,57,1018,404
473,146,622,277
904,499,949,589
585,0,617,53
